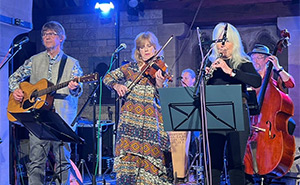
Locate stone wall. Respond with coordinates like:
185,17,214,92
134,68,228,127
46,12,299,177
48,10,187,123
47,10,299,124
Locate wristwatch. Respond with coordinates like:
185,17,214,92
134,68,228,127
230,69,237,77
277,67,284,74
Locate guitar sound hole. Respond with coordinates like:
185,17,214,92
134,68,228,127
30,90,38,101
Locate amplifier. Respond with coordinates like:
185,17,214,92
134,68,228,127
74,122,114,173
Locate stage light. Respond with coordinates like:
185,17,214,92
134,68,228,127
127,0,144,19
128,0,138,8
95,1,114,14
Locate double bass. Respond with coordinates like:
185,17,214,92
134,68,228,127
244,30,296,178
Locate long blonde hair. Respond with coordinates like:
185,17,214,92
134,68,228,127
209,22,250,69
131,31,163,66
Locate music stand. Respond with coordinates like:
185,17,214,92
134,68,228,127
10,109,84,184
10,109,84,144
158,85,245,132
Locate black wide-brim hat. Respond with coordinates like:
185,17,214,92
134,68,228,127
248,44,271,56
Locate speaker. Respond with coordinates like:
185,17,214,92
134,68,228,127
76,124,114,173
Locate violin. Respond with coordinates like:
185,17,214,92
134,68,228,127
142,56,173,82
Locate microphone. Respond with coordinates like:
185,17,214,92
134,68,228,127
222,23,228,46
114,43,127,53
177,76,183,80
13,36,29,48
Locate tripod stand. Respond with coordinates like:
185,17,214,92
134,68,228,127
185,131,205,184
78,159,92,182
47,141,72,185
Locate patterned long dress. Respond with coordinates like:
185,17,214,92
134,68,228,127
103,62,172,185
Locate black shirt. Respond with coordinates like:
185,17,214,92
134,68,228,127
207,59,262,99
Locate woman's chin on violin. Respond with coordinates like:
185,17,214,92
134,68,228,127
138,39,166,88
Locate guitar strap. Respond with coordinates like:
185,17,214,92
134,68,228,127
56,54,68,85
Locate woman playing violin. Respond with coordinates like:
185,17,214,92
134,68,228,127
103,31,172,184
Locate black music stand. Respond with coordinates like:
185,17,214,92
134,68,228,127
158,85,245,132
159,85,245,183
10,109,84,184
10,109,84,144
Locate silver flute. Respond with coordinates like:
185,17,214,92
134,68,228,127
205,53,223,80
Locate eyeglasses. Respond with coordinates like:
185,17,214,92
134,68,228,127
42,32,58,37
251,56,265,61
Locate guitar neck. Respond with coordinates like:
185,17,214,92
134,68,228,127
37,80,72,97
34,73,98,97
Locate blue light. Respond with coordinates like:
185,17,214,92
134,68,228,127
95,2,114,14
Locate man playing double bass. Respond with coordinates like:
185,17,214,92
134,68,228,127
249,44,295,93
249,44,296,135
245,44,296,183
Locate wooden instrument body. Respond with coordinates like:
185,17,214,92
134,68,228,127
244,79,295,177
7,72,99,122
169,131,191,178
7,79,54,122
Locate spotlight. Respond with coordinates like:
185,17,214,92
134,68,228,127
95,1,114,14
128,0,138,8
127,0,144,19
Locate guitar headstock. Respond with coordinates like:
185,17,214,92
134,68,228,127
276,29,291,53
78,72,99,83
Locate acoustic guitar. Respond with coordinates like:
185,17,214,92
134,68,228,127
7,72,99,122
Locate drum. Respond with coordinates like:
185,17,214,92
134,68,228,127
169,131,191,178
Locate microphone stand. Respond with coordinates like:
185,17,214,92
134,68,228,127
92,82,100,185
0,45,22,71
70,81,100,185
192,27,212,185
69,47,122,184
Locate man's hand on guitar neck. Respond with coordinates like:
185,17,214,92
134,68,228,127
68,80,80,91
68,80,82,97
12,88,24,102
